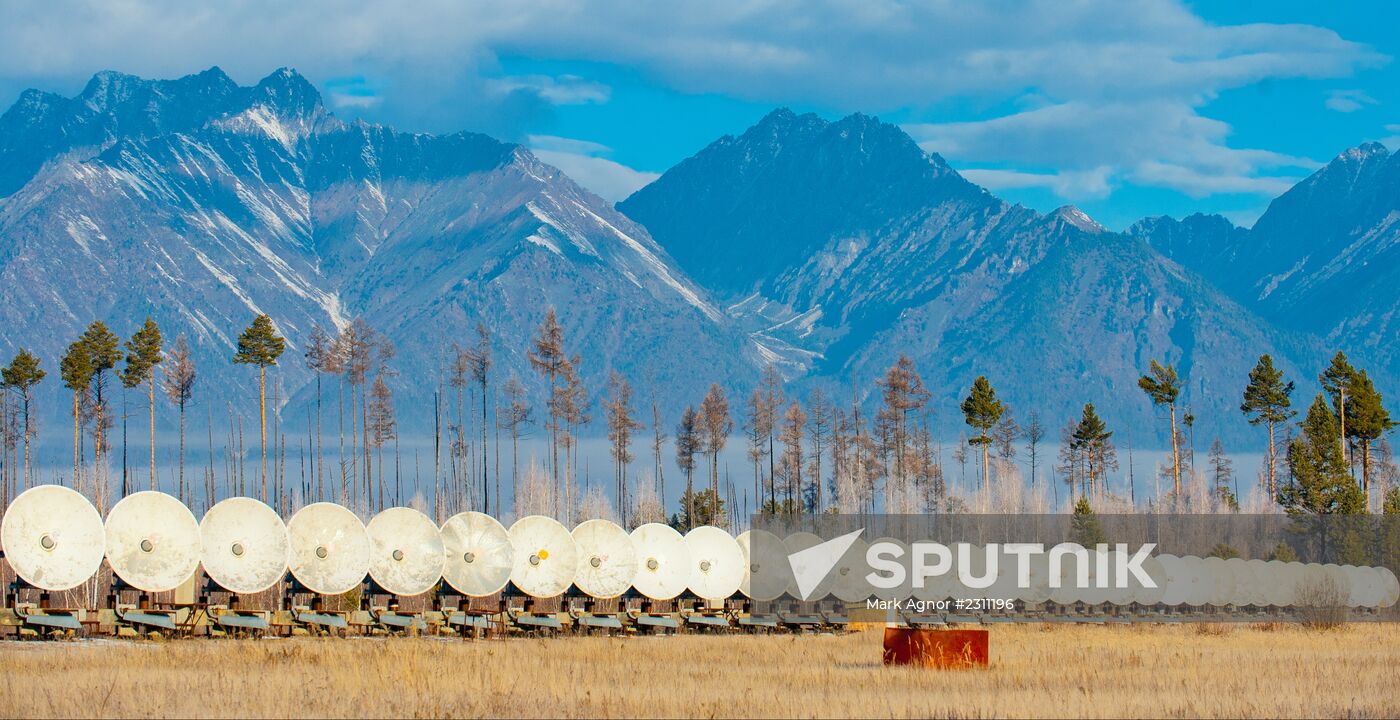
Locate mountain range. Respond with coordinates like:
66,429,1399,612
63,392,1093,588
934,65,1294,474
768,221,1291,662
1130,142,1400,383
0,67,756,430
0,67,1392,448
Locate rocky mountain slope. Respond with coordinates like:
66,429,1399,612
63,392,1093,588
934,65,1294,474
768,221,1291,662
0,68,756,428
621,110,1329,443
1131,143,1400,383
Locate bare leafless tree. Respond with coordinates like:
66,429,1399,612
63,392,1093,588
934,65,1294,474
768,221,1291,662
161,335,196,503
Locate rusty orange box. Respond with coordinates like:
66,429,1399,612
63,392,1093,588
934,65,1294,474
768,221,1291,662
882,627,989,669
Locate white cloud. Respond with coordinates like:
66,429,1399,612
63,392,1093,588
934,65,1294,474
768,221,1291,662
908,100,1320,200
1326,89,1377,113
959,167,1114,199
1383,124,1400,150
1,2,1378,110
487,75,609,105
329,93,380,109
528,135,659,202
0,1,1384,202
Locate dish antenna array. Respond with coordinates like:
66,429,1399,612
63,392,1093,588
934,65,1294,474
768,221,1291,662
1,485,105,592
629,523,691,601
200,497,289,596
507,516,578,599
105,491,202,593
572,519,638,600
367,508,445,597
440,512,514,597
287,503,371,596
736,530,791,602
684,526,744,601
4,485,1400,638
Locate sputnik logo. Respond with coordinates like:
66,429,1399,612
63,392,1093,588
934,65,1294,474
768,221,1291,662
788,529,864,601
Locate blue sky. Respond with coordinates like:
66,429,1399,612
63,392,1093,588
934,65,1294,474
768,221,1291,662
3,1,1396,230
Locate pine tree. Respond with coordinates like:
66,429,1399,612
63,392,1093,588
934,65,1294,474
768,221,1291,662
1138,359,1183,497
699,384,732,520
1319,351,1358,472
672,486,724,531
1240,353,1295,501
60,339,95,483
161,335,196,503
1346,369,1395,505
121,317,163,490
1071,403,1115,499
80,321,122,488
1280,394,1364,515
1070,496,1107,546
2,349,45,489
231,314,285,501
1207,437,1238,511
960,376,1003,500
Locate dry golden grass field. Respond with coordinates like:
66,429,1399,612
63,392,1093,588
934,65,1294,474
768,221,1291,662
1,623,1397,718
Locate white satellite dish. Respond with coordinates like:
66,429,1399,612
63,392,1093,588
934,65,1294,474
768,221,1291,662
1049,543,1089,606
440,511,514,597
683,526,745,601
630,523,691,601
572,519,638,599
736,529,793,602
1023,552,1054,605
1262,560,1290,607
954,544,992,604
508,515,577,598
1338,565,1364,608
986,546,1020,603
200,497,288,595
1278,561,1306,607
1132,554,1167,606
1080,547,1112,606
1320,564,1350,607
867,537,914,602
1377,567,1399,608
105,491,201,593
287,502,371,596
1300,563,1329,607
1,485,105,591
784,532,831,601
366,507,444,596
1181,556,1212,607
1204,556,1235,606
1366,566,1389,609
1156,554,1185,606
1239,559,1269,607
1103,550,1133,606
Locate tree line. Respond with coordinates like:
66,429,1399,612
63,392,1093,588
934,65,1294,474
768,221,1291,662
1,310,1396,526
